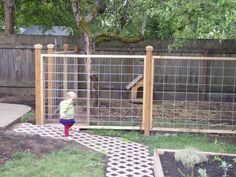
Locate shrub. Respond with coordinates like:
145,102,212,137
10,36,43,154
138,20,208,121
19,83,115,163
174,148,208,168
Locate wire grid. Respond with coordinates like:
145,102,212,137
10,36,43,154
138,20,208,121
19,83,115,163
152,57,236,130
42,54,144,127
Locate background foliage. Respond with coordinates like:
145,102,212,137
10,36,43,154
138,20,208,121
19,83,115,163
0,0,235,47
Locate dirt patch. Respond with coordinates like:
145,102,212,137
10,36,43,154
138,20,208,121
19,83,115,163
159,151,236,177
44,100,236,129
0,129,80,165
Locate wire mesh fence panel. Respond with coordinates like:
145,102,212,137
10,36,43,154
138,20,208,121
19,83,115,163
42,54,144,128
152,57,236,131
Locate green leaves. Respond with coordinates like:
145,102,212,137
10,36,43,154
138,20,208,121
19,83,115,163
147,0,236,49
1,0,235,49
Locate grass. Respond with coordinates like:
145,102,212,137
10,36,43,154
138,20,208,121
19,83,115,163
0,147,105,177
88,130,236,155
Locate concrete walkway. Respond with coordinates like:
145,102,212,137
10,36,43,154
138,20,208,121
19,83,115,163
14,123,154,177
0,103,31,129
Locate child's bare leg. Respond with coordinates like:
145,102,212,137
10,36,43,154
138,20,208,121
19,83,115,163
64,125,70,137
68,124,73,129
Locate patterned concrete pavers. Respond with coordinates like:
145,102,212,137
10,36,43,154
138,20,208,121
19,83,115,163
14,123,154,177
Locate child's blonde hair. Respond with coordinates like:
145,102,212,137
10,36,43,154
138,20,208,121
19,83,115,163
65,91,77,100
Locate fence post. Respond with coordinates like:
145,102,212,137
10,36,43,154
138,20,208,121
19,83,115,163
63,44,69,96
47,44,54,119
34,44,44,125
143,46,154,136
74,46,79,92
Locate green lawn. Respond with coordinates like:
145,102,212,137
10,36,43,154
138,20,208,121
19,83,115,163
0,147,105,177
88,130,236,155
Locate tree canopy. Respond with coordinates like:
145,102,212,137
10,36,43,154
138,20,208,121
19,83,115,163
1,0,235,48
147,0,236,49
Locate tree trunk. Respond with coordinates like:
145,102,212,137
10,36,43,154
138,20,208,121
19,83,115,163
4,0,15,34
71,1,98,124
83,32,92,124
82,32,98,123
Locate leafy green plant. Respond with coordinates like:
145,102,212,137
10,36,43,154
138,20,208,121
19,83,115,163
213,156,232,177
174,148,208,168
20,112,35,123
220,161,232,177
213,156,222,162
198,168,208,177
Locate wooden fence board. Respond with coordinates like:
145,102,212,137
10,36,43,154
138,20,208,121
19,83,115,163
0,46,236,97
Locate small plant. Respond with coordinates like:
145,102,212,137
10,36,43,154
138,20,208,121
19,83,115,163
213,156,232,177
233,157,236,165
213,156,222,162
220,161,232,177
20,112,35,123
174,148,208,168
198,168,208,177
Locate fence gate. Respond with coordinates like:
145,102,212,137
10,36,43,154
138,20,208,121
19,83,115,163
34,44,152,133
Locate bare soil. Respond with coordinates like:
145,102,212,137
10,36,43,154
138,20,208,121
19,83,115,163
90,100,236,128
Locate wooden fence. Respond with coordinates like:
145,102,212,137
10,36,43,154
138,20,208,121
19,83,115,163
0,47,35,96
1,37,236,97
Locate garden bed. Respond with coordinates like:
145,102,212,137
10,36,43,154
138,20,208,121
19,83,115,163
154,149,236,177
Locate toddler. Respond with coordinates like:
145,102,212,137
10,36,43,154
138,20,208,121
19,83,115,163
59,91,77,137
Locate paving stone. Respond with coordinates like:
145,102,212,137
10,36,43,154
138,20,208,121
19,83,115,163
14,123,154,177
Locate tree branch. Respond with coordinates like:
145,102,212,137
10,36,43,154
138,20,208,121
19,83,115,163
94,32,144,46
70,0,80,30
141,10,147,36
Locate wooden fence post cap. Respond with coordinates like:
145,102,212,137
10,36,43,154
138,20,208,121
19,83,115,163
34,44,43,49
47,44,55,48
146,46,153,51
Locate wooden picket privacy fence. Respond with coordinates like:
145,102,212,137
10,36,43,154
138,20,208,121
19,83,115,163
34,44,236,136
